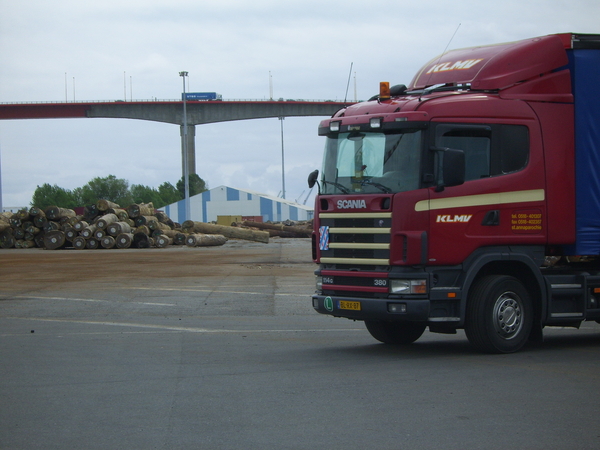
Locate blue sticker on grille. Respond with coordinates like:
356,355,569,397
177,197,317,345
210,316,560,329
319,226,330,251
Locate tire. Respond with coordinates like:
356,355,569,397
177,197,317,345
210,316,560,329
364,320,426,345
465,275,533,353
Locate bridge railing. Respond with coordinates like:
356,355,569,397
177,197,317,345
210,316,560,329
0,98,357,105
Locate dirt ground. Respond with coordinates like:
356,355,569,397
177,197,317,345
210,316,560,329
0,238,314,296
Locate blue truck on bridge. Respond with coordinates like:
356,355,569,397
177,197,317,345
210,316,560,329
183,92,222,101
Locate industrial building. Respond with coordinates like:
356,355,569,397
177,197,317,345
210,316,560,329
163,185,313,224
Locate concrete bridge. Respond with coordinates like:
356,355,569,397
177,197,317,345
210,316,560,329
0,99,350,176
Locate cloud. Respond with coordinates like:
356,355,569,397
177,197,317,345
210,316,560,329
1,0,599,209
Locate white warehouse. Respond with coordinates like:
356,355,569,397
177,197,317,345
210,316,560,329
163,185,314,224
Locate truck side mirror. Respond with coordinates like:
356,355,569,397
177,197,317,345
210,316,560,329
430,147,465,192
308,169,319,189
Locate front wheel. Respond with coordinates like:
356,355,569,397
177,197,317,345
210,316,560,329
365,320,426,344
465,275,533,353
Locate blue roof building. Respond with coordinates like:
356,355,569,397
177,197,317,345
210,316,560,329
164,185,313,224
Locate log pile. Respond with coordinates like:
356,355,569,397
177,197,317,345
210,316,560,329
1,201,313,250
179,220,312,242
182,220,270,244
0,201,230,250
240,220,312,238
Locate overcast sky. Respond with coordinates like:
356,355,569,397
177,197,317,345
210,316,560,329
1,0,598,210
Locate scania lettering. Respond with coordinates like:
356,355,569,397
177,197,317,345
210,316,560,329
308,33,600,353
337,199,367,209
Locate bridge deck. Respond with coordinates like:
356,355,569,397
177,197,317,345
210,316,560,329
0,100,350,124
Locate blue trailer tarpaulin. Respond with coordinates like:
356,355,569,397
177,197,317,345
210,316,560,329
572,48,600,254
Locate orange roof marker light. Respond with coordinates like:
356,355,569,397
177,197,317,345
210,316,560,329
379,81,390,100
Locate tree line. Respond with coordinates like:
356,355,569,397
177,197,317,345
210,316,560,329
31,174,208,210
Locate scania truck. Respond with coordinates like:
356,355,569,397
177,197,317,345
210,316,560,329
309,33,600,353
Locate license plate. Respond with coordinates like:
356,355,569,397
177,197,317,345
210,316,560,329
338,300,361,311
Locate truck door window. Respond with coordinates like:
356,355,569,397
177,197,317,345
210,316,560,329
434,124,530,180
436,125,491,181
499,125,529,174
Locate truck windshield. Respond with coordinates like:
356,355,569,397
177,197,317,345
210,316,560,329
320,130,422,194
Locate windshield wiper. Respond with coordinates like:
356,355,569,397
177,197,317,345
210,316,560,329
384,134,404,165
322,180,350,194
360,179,392,193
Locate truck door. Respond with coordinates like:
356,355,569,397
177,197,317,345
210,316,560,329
426,122,545,266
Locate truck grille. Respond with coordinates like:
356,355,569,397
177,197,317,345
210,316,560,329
318,212,391,266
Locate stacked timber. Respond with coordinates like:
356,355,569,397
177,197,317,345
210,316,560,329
107,221,132,236
185,233,228,247
96,213,118,230
240,220,312,238
173,232,187,245
45,206,76,221
44,230,67,250
0,212,11,235
1,200,314,251
97,199,120,212
155,235,173,248
1,211,17,248
127,202,154,219
0,200,229,250
182,220,269,243
115,233,134,249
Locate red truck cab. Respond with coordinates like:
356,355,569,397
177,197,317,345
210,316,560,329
310,33,600,353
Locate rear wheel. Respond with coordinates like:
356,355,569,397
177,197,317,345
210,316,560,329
364,320,426,344
465,275,532,353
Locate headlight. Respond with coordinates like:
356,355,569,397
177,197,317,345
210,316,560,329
390,279,427,294
316,276,323,291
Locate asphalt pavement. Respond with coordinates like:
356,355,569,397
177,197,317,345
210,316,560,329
1,239,599,449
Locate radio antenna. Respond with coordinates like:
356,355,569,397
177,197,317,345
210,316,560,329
440,23,461,63
419,23,461,101
343,62,353,106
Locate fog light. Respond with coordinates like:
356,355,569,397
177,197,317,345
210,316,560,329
388,303,407,313
313,298,319,308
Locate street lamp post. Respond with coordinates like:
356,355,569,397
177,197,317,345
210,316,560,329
179,71,190,221
279,117,286,199
0,143,3,212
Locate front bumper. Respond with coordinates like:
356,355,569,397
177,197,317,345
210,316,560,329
312,294,430,322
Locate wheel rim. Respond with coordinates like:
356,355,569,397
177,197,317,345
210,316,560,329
492,291,523,340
